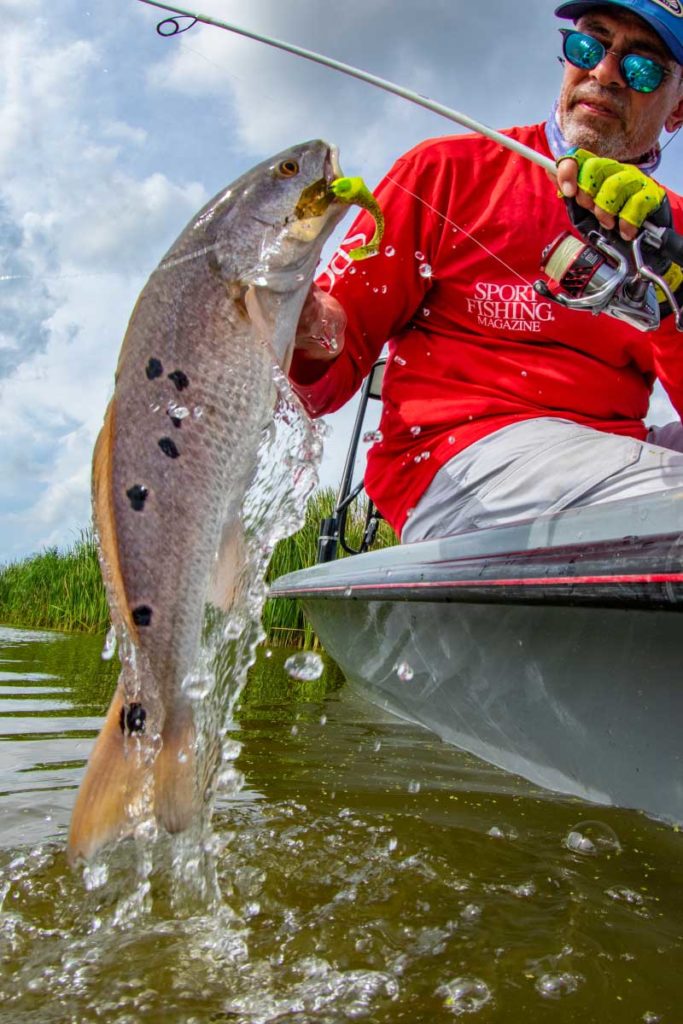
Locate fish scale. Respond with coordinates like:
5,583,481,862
67,140,349,863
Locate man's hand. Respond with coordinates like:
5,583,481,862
555,149,666,242
295,284,347,362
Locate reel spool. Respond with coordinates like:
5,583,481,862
540,233,614,301
534,230,662,332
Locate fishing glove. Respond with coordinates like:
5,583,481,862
558,148,683,314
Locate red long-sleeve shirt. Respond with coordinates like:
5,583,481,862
289,123,683,535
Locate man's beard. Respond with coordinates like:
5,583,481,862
558,88,656,161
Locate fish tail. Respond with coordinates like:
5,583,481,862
153,705,197,835
67,684,155,865
67,692,198,864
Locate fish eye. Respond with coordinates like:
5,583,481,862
277,160,299,178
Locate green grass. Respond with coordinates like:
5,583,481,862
0,529,109,634
0,490,397,644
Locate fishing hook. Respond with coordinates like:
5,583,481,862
156,15,197,35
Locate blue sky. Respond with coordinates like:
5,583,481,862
1,0,682,563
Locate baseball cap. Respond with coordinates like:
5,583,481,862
554,0,683,65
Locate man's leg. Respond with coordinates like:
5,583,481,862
402,418,683,543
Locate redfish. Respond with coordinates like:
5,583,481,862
67,141,352,863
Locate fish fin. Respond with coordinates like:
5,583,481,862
153,705,197,834
244,284,295,373
67,686,152,865
92,401,135,636
208,518,246,612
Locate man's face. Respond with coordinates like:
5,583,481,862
557,8,683,160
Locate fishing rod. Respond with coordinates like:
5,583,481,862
136,0,683,331
136,0,557,174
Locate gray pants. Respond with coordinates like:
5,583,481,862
401,417,683,542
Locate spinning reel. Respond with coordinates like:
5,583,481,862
534,211,683,333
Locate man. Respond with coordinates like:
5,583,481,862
290,0,683,542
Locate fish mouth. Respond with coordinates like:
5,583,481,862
293,145,344,221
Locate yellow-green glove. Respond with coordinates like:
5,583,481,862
557,148,666,228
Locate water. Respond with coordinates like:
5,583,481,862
0,625,681,1022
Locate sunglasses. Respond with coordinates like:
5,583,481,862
559,28,673,93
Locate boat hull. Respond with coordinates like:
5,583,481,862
271,489,683,824
301,593,683,823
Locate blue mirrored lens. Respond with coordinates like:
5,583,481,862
622,54,663,93
564,31,605,69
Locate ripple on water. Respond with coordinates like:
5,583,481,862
0,632,682,1021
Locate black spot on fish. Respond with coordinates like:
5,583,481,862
126,484,148,511
119,702,147,735
170,417,182,429
132,605,153,626
146,358,163,380
158,437,180,458
168,369,189,391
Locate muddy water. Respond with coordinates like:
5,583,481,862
0,624,681,1023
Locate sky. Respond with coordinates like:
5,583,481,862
1,0,682,564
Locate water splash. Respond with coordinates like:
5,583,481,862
284,652,324,681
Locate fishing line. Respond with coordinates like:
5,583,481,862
384,175,535,286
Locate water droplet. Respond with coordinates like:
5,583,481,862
448,435,456,444
381,284,388,294
290,724,299,736
643,1013,662,1023
520,370,528,378
319,714,327,725
363,429,384,443
407,780,421,794
564,820,621,857
535,972,581,998
373,739,382,752
395,660,414,682
344,586,353,597
284,652,324,681
182,671,212,699
487,825,519,840
83,862,109,891
384,245,395,257
439,977,492,1014
349,267,357,275
414,250,425,260
419,264,433,279
461,903,481,921
606,886,645,906
410,425,422,436
149,402,162,413
405,507,414,518
265,649,273,659
422,307,431,317
394,355,407,366
171,404,190,419
192,406,203,420
101,625,117,661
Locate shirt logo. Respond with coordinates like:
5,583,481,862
650,0,683,16
466,281,555,332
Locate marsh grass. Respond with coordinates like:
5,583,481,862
0,490,396,645
262,488,396,648
0,529,109,634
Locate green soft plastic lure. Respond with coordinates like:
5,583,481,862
330,176,384,260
